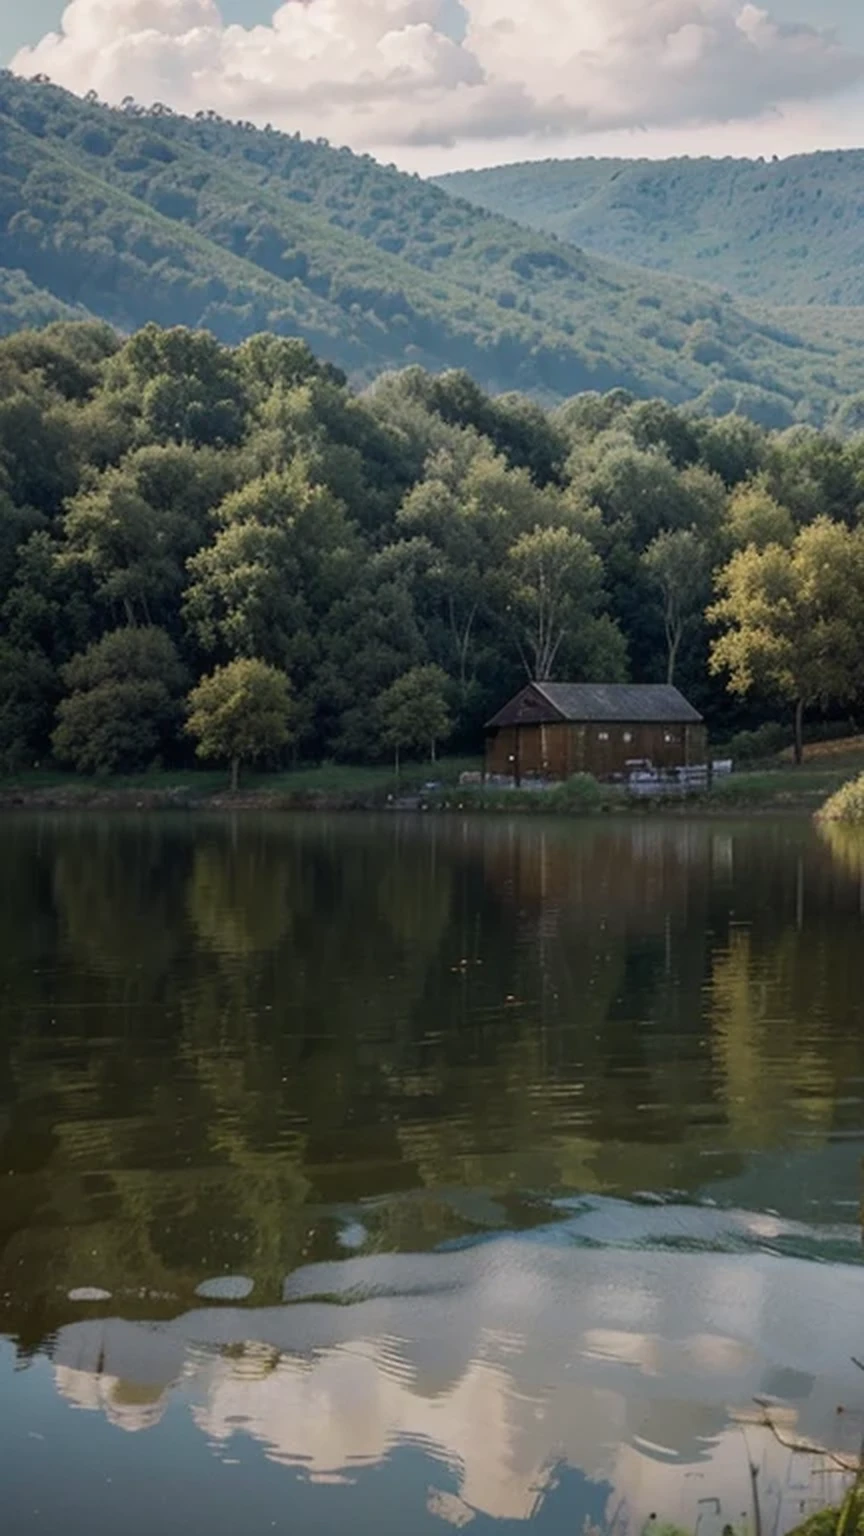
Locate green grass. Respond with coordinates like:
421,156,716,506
1,758,855,815
425,763,857,816
426,773,618,814
703,767,852,806
0,757,482,800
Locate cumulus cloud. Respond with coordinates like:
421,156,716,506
11,0,864,155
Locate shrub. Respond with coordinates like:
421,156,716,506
725,722,791,763
549,772,603,810
428,773,606,814
817,772,864,824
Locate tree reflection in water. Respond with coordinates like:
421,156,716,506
1,813,863,1532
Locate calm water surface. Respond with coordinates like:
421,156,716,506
1,812,864,1535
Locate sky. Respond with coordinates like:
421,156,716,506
4,0,864,173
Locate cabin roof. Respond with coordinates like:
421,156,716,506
486,682,703,729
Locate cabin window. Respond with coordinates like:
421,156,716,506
664,731,675,743
597,731,610,742
622,731,633,744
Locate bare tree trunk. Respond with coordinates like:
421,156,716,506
450,599,478,697
394,744,400,778
794,698,804,767
230,756,240,792
430,739,437,763
514,632,532,681
666,622,682,686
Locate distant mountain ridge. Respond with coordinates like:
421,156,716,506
437,152,864,307
3,76,864,424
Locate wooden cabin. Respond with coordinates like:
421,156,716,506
485,682,706,783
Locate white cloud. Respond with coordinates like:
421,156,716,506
11,0,864,161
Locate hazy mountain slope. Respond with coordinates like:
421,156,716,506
0,267,86,334
2,78,864,422
439,152,864,307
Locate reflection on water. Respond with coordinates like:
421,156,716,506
1,813,864,1534
45,1224,864,1527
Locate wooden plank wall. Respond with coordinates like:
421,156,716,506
485,722,708,781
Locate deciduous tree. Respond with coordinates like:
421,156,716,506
376,665,452,773
506,525,605,682
710,518,864,764
186,658,293,790
724,478,794,551
643,529,710,685
52,627,186,774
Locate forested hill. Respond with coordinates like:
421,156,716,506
439,152,864,307
2,77,864,427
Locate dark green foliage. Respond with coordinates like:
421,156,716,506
1,317,864,777
52,626,187,774
549,773,603,810
722,722,792,763
3,78,864,423
0,641,58,771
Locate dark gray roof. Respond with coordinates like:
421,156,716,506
535,682,703,723
486,682,702,728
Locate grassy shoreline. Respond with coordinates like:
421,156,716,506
0,761,854,814
0,760,477,813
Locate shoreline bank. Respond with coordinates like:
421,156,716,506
0,776,847,816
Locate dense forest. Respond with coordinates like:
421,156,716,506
440,150,864,308
2,318,864,778
3,75,864,428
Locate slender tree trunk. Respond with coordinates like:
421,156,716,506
430,739,437,763
449,599,478,697
666,623,682,686
123,595,136,628
794,699,804,767
230,756,240,792
394,744,400,778
514,631,532,682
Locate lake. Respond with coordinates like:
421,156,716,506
1,812,863,1535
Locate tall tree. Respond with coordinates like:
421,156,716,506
183,465,355,678
643,529,710,685
105,324,248,448
506,525,605,682
710,518,864,764
396,453,508,699
62,469,186,627
724,479,794,551
52,627,187,774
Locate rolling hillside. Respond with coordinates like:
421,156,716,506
439,152,864,308
0,267,83,334
2,76,864,423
